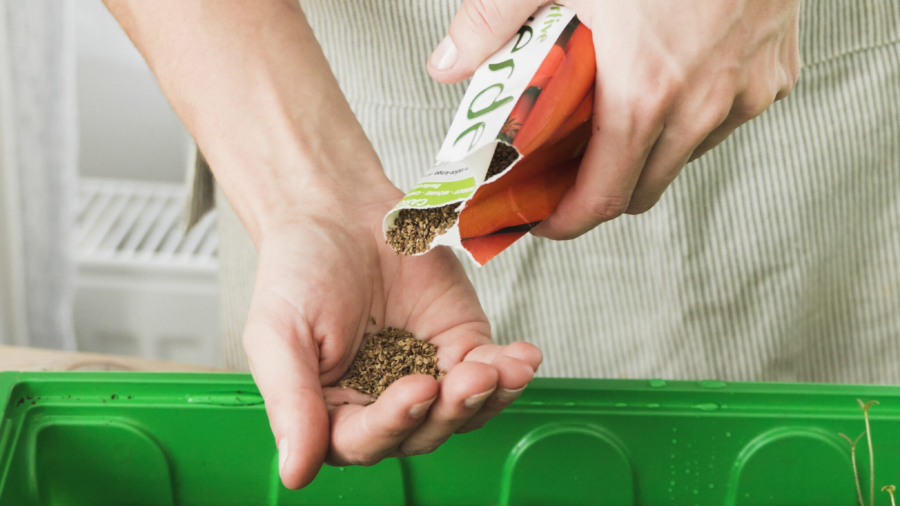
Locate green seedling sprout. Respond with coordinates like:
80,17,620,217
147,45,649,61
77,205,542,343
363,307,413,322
883,485,897,506
839,431,867,506
859,399,879,506
841,400,882,506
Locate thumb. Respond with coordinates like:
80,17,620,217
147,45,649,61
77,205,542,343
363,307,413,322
429,0,547,83
243,305,330,490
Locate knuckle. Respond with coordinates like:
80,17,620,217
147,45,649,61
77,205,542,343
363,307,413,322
630,93,668,125
456,422,486,434
461,0,501,36
734,94,772,121
586,195,631,224
682,101,732,142
556,230,582,241
506,341,543,368
544,225,584,241
702,101,733,132
377,425,409,441
382,419,417,439
401,442,440,457
776,66,801,101
625,197,660,215
788,64,801,89
637,75,682,120
600,83,670,142
347,453,383,467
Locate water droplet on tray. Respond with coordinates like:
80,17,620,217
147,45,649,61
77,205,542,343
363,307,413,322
649,379,667,388
672,439,677,444
646,403,661,408
698,380,726,389
725,432,732,438
693,402,720,412
615,402,628,407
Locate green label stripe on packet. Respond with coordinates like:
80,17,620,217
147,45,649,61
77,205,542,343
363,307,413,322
397,177,477,208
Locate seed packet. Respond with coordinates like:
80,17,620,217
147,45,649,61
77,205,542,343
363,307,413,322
384,4,594,265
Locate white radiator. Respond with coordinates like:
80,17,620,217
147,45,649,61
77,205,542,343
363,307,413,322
74,177,219,367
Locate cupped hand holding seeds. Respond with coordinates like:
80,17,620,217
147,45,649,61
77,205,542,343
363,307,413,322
244,197,542,489
103,0,541,491
428,0,801,238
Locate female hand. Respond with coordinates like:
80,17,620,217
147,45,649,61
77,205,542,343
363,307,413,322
245,184,542,489
428,0,801,238
103,0,541,489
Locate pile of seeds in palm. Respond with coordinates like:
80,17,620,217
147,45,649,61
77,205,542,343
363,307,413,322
337,327,444,401
386,205,459,255
485,143,520,180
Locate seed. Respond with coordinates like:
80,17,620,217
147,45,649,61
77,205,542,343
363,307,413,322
386,205,459,255
335,328,445,402
485,143,520,180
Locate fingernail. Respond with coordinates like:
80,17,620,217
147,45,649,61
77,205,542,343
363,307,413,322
278,438,289,476
409,396,437,418
431,35,458,70
464,387,496,409
496,386,526,403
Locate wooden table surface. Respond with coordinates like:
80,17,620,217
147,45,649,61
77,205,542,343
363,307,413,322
0,345,227,372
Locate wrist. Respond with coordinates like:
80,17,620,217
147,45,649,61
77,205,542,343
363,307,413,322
259,171,403,243
212,146,401,246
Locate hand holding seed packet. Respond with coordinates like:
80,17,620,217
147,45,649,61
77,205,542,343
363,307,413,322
385,5,592,265
389,0,799,265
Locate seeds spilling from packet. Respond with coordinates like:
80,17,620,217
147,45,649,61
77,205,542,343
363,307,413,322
381,7,591,265
337,327,444,401
386,144,520,256
386,205,459,255
485,143,520,180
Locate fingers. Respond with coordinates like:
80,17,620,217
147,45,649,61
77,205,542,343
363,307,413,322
627,99,732,213
325,339,539,464
428,0,547,83
689,87,775,163
327,374,439,466
427,323,494,369
463,340,543,372
688,117,741,163
399,361,499,455
531,73,787,234
531,83,664,240
691,47,799,163
243,316,329,490
456,354,535,433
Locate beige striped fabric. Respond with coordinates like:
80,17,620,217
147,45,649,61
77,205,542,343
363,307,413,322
211,0,900,384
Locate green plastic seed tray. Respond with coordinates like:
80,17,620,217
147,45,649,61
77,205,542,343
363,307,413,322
3,372,900,505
